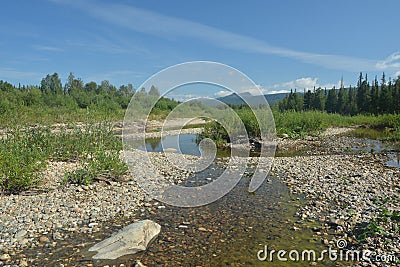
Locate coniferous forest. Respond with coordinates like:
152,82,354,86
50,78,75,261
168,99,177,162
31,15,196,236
278,73,400,115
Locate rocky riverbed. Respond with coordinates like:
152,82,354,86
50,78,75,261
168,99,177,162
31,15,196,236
0,127,399,266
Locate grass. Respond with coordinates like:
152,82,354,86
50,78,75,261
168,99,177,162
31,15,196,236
199,109,400,145
0,105,126,126
1,105,399,193
0,123,127,193
355,207,400,241
274,110,400,139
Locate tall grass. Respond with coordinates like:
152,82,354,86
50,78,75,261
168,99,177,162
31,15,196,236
201,110,400,143
0,106,126,126
273,110,400,138
0,123,127,193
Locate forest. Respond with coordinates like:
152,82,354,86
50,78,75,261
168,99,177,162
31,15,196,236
278,73,400,115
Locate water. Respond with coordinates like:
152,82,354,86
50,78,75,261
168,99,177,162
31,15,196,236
21,162,328,266
140,134,202,156
387,152,400,169
141,134,261,158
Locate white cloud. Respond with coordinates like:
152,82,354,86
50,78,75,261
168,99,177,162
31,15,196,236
0,68,42,83
262,77,343,94
395,70,400,77
214,90,231,97
52,0,399,73
376,52,400,69
266,89,291,95
32,45,64,52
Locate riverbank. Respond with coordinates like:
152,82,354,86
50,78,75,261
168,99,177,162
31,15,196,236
0,127,399,266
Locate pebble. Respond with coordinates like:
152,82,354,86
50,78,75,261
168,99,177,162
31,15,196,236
0,129,398,265
14,230,27,240
39,236,49,243
0,254,10,261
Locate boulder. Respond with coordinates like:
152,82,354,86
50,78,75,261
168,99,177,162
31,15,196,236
89,219,161,260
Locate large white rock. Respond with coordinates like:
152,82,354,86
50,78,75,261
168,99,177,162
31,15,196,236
89,219,161,260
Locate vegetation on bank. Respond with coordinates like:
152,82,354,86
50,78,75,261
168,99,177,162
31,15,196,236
278,73,400,115
201,73,400,144
0,124,127,193
1,71,399,193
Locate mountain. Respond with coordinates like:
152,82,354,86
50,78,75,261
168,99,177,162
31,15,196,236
216,92,288,106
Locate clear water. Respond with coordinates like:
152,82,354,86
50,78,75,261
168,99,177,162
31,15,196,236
387,152,400,169
140,134,202,156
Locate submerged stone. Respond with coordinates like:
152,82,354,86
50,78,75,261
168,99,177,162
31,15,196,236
89,219,161,260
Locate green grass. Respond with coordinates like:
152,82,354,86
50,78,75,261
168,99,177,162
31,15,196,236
64,149,128,185
0,105,126,126
0,123,127,193
273,110,400,139
200,110,400,144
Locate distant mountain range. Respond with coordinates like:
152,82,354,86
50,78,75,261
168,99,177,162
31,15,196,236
216,92,289,106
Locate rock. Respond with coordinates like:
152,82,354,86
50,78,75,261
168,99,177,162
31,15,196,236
134,260,147,267
39,236,50,243
88,223,98,228
19,260,28,267
14,230,27,240
89,219,161,260
164,148,177,153
0,253,10,261
198,227,207,232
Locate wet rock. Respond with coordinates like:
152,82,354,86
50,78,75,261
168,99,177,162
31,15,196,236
89,219,161,260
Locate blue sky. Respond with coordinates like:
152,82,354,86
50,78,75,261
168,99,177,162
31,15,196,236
1,0,399,96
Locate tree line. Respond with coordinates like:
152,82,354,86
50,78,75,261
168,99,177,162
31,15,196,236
0,72,169,113
278,73,400,115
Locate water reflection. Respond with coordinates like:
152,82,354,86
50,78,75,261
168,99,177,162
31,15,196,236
139,134,202,156
387,152,400,169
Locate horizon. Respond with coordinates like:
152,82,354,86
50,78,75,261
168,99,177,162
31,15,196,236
1,0,399,99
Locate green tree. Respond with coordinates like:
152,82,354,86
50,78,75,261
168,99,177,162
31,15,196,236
325,87,338,113
149,85,160,97
337,86,348,114
40,73,63,95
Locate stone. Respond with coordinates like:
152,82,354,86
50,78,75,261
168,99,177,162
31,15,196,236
88,223,98,228
164,148,177,153
14,230,27,240
134,260,147,267
0,254,10,261
89,220,161,260
19,260,28,267
39,236,50,243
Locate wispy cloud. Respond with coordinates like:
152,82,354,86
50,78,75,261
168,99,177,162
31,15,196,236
84,70,144,84
50,0,400,73
265,77,341,93
0,68,42,83
32,45,64,52
376,52,400,69
214,90,231,97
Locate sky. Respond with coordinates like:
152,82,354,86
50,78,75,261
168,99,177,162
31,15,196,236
1,0,400,97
